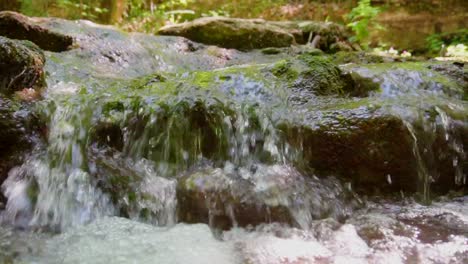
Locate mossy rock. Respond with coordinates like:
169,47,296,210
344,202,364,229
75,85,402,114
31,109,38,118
158,17,297,50
0,11,73,52
158,17,355,53
332,51,387,64
0,36,45,92
292,54,370,96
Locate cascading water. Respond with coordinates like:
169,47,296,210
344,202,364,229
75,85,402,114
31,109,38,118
1,76,303,230
1,92,116,230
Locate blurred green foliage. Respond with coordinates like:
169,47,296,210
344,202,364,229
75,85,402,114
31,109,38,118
426,29,468,55
346,0,382,48
6,0,467,54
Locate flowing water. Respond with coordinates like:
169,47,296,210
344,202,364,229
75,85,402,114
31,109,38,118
0,19,467,263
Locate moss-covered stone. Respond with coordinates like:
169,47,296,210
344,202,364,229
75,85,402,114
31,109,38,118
158,17,355,53
294,54,353,96
0,11,73,52
158,17,297,50
332,51,387,64
0,36,45,92
270,59,298,81
261,47,282,55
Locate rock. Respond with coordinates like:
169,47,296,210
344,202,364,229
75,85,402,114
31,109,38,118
158,18,354,52
282,61,468,195
0,11,73,52
158,17,298,50
0,36,45,92
177,164,354,229
294,54,371,96
296,21,352,50
282,111,419,194
283,109,466,195
428,62,467,92
90,152,177,225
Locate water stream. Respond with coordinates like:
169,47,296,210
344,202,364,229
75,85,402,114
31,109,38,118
0,19,466,263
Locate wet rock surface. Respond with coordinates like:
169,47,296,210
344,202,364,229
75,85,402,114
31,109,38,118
0,11,73,52
0,36,45,92
283,112,420,193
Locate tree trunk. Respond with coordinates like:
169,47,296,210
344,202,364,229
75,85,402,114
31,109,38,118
0,0,21,12
108,0,127,24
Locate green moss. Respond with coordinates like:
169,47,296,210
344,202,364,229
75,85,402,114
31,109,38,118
270,59,298,81
262,47,282,55
297,54,348,95
128,192,137,203
103,101,124,113
26,180,39,204
128,72,167,90
332,51,385,64
191,71,216,88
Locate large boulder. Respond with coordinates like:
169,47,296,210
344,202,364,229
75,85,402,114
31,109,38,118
0,36,45,92
158,17,354,52
282,61,468,196
0,11,73,52
158,17,298,50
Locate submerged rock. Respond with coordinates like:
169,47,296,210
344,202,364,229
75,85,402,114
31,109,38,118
158,17,353,52
177,164,355,229
0,96,35,206
90,153,177,226
0,11,73,52
0,36,45,92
